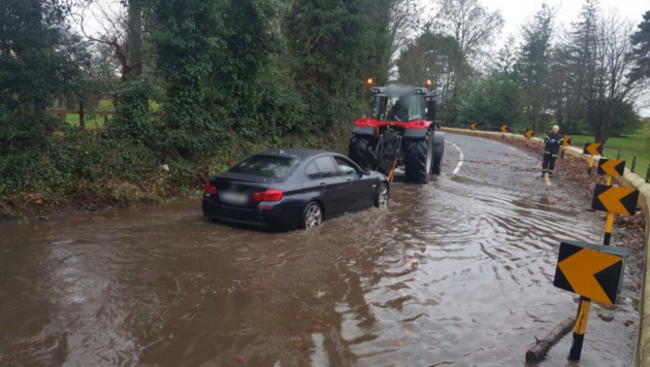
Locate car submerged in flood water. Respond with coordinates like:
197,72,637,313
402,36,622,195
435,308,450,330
202,149,389,232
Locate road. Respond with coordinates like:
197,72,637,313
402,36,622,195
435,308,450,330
0,133,640,366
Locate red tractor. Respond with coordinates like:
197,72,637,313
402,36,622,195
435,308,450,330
348,81,445,184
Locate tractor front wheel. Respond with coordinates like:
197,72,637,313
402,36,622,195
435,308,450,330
403,130,433,184
432,132,446,175
349,135,376,171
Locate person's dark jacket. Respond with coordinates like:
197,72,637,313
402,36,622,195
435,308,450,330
544,132,564,155
387,102,407,121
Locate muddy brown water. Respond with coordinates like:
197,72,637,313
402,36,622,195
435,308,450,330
0,135,640,367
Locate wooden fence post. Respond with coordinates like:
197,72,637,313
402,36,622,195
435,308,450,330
79,100,85,129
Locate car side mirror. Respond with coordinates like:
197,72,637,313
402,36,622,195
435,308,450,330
363,169,371,176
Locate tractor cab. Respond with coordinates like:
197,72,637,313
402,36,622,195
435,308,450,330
368,84,438,124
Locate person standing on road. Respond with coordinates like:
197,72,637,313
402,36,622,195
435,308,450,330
541,125,564,178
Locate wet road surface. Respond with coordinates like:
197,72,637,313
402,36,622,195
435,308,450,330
0,133,640,366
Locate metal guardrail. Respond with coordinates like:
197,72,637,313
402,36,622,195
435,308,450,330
441,124,650,183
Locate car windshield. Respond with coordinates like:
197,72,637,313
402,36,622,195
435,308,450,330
370,94,423,122
229,155,301,179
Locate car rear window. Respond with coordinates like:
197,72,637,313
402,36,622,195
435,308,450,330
229,155,301,179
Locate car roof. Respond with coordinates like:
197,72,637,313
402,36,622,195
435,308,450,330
255,148,333,160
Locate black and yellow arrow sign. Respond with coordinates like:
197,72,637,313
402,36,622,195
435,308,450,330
591,184,639,215
554,241,625,306
563,136,572,147
583,142,603,156
597,158,625,177
470,123,477,130
500,124,508,133
524,130,534,138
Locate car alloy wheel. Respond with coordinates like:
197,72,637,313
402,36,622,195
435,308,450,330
376,183,389,208
304,203,322,229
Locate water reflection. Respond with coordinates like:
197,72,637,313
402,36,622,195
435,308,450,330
0,174,639,366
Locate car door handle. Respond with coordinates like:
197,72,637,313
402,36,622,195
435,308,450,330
320,182,326,186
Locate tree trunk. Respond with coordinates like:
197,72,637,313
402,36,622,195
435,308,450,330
126,0,143,79
525,316,576,363
595,128,608,144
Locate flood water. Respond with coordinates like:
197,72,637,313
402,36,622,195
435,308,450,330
0,136,641,367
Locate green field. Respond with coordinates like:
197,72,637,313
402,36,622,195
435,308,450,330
571,130,650,167
65,100,161,129
66,100,114,129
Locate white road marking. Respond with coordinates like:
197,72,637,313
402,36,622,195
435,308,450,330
447,141,464,175
508,146,517,152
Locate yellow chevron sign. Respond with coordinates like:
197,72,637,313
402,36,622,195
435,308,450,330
591,184,639,215
563,136,572,147
597,158,625,177
524,130,534,138
470,123,477,130
583,142,603,156
554,241,626,306
500,124,508,133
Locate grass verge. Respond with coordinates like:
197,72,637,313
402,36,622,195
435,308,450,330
570,130,649,168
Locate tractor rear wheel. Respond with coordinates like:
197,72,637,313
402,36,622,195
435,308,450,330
403,130,433,184
349,135,376,171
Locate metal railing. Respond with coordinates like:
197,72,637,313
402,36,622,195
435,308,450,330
440,124,650,183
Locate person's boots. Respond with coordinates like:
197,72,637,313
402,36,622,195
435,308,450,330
540,172,546,178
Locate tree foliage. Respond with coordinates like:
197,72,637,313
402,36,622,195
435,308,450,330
629,11,650,82
427,0,504,123
565,1,641,142
285,0,394,130
515,4,554,132
0,0,89,154
457,73,526,130
0,0,398,202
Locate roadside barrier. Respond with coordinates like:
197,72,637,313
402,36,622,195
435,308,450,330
459,124,650,183
441,126,650,366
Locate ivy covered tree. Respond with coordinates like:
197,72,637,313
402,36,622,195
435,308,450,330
145,0,283,156
284,0,394,129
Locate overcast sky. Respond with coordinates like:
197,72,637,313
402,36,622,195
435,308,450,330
469,0,650,116
482,0,649,42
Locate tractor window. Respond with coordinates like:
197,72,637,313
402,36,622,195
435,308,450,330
370,94,423,122
370,96,389,121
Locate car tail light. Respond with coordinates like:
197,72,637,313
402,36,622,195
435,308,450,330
205,181,218,195
250,189,284,204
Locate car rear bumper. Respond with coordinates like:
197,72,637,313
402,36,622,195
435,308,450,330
202,198,297,232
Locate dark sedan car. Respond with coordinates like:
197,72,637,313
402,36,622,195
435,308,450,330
202,149,389,231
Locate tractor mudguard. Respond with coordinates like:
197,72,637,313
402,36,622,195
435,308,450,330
403,128,429,139
352,126,377,137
